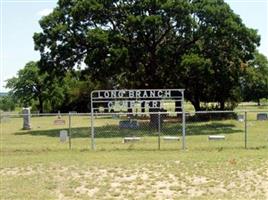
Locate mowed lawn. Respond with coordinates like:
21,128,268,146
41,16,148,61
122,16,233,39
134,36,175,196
1,108,268,199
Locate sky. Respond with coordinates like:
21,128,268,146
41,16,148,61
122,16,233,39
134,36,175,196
0,0,267,92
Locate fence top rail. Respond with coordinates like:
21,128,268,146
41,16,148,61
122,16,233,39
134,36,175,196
0,113,91,116
1,110,268,116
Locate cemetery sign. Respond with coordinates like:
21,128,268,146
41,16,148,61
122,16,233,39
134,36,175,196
90,89,186,150
91,89,184,112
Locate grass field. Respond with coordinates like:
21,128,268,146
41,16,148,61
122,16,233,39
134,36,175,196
0,104,268,199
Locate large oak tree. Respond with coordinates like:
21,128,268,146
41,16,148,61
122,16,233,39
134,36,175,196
34,0,260,111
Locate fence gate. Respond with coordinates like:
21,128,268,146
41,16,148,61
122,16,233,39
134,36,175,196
90,89,185,150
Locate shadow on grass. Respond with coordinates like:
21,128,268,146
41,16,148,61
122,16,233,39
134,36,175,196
174,122,242,136
15,121,242,138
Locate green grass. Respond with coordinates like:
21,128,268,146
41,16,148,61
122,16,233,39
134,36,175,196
1,108,268,199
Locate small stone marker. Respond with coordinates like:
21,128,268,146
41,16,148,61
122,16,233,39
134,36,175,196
112,114,118,119
163,136,180,141
119,120,139,129
257,113,267,121
54,119,66,125
237,114,244,122
22,107,31,130
208,135,225,140
60,130,68,142
123,137,141,143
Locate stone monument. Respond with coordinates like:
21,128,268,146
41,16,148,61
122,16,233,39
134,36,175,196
22,107,31,130
257,113,267,121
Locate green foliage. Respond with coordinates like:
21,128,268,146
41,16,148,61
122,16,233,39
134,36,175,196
5,61,78,112
33,0,260,111
0,95,16,111
241,52,268,104
6,61,47,111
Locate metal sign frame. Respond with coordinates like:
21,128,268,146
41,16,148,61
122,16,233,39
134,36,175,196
90,89,186,150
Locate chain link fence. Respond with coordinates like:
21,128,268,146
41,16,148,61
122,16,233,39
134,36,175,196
1,111,267,151
92,112,183,151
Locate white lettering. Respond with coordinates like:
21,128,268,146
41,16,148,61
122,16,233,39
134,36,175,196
150,91,155,98
104,91,110,98
98,91,103,98
136,91,141,98
157,90,163,97
145,101,150,107
122,101,128,107
165,90,171,98
129,91,134,98
129,101,135,108
143,91,148,98
94,90,180,112
118,91,125,98
152,101,158,108
111,91,117,98
108,101,113,108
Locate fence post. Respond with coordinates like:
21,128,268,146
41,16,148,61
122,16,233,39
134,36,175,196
91,112,95,150
158,112,161,150
244,111,248,149
68,113,72,149
182,110,186,150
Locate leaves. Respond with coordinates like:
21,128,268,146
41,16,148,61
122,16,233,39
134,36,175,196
33,0,260,111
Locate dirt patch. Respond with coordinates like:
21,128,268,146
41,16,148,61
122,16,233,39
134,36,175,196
1,161,268,199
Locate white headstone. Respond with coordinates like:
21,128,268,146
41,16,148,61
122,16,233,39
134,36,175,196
237,114,244,122
22,107,31,130
60,130,68,142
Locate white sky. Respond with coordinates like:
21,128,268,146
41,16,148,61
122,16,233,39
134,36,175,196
0,0,267,92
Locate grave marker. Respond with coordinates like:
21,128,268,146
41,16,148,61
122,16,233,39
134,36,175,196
257,113,267,120
22,107,31,130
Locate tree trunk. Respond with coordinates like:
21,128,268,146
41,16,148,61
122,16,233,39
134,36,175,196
220,101,225,110
191,99,201,111
127,102,133,113
257,99,261,106
141,101,145,113
175,101,182,112
149,102,162,130
38,96,44,113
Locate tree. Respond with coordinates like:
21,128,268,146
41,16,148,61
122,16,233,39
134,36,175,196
34,0,260,111
5,61,72,113
57,73,100,112
6,62,49,112
241,52,268,105
6,61,95,113
0,95,16,111
6,61,85,113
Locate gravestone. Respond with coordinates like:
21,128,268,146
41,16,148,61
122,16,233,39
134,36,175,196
54,119,66,125
237,114,244,122
22,107,31,130
119,120,139,129
257,113,267,121
163,136,180,141
208,135,225,140
60,130,68,142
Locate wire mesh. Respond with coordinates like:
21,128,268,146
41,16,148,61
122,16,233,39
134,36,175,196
246,111,268,149
93,112,183,151
185,111,246,150
1,110,267,151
